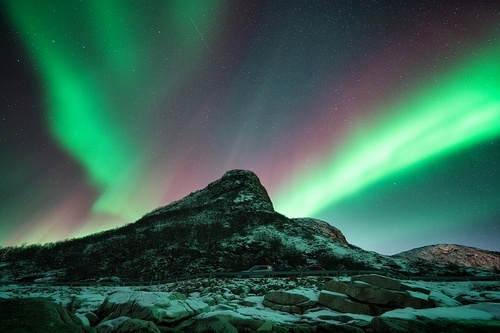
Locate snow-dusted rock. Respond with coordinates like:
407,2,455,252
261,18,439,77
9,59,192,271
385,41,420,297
263,290,315,314
346,280,432,309
400,282,431,295
177,315,238,333
428,290,462,307
321,280,348,293
352,274,401,291
467,302,500,320
318,290,373,315
371,306,500,333
108,318,160,333
96,291,209,324
0,297,93,333
96,316,130,333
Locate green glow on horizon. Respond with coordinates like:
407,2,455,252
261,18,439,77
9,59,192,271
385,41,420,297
274,43,500,218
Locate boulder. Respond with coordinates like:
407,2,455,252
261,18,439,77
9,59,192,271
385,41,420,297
371,306,500,333
98,317,160,333
428,290,462,307
467,303,500,320
316,323,365,333
321,280,349,293
346,281,432,309
263,290,315,314
372,316,500,333
264,291,310,305
352,274,401,291
112,318,160,333
256,320,274,331
0,297,94,333
176,315,238,333
318,290,372,315
400,282,431,295
96,291,209,325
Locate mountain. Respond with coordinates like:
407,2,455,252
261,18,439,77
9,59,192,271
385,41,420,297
0,170,497,282
395,244,500,271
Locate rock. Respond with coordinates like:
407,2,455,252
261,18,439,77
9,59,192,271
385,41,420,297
400,282,431,295
99,317,161,333
316,323,365,333
233,285,251,295
96,291,209,325
97,316,130,333
371,306,500,333
317,290,390,316
257,320,274,331
263,290,315,314
371,316,500,333
228,317,265,332
85,312,100,326
75,313,90,327
428,290,462,307
0,297,95,333
467,303,500,320
321,280,348,293
318,290,372,315
352,274,401,291
112,318,160,333
317,313,372,329
346,281,432,309
175,315,238,333
264,291,310,305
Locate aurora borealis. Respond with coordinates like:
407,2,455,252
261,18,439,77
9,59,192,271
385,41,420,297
1,1,499,254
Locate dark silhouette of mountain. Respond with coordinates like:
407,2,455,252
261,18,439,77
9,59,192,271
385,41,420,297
0,170,497,282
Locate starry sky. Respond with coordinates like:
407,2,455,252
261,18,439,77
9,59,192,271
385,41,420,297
1,0,499,255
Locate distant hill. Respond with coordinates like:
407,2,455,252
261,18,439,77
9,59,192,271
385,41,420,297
395,244,500,272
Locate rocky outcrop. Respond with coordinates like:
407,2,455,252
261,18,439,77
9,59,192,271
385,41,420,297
317,274,432,316
371,305,500,333
321,279,349,293
0,297,94,333
262,290,316,314
96,291,209,325
318,290,373,315
145,169,275,217
1,276,499,333
346,280,432,309
352,274,401,291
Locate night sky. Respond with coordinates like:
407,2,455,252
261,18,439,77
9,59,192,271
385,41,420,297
1,1,499,255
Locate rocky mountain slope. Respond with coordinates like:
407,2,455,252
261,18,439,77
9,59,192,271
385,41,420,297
395,244,500,271
0,170,390,282
0,170,498,283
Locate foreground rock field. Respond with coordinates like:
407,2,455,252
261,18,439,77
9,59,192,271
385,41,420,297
1,274,499,332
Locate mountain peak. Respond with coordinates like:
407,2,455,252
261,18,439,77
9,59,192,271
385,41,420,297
144,169,274,219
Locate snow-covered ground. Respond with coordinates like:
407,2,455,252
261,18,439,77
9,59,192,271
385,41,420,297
1,276,499,331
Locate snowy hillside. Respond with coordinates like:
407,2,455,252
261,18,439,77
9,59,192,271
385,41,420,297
0,170,498,284
395,244,500,271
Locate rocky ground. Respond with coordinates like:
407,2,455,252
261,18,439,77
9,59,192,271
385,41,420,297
1,274,499,332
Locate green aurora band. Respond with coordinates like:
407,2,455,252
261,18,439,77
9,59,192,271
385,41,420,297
274,42,500,218
4,0,220,219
